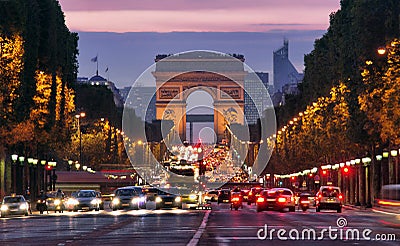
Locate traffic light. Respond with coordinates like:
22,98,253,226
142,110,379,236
343,167,349,174
45,164,52,171
322,170,327,176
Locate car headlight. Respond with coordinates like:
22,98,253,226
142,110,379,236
112,198,120,205
132,197,139,204
90,199,99,205
54,199,61,206
155,197,162,203
175,196,182,203
189,194,197,200
67,198,79,206
1,204,8,211
19,203,27,210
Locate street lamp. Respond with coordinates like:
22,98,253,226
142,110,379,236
362,157,372,208
75,162,81,171
31,159,38,200
68,160,73,171
11,154,18,193
377,47,386,55
40,160,46,192
18,156,25,194
75,112,86,166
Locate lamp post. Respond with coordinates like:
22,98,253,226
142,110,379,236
362,157,372,208
40,160,46,191
11,154,18,193
27,157,33,198
75,112,86,166
18,156,25,194
31,159,38,200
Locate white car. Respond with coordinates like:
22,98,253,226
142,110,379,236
1,195,29,217
315,186,343,213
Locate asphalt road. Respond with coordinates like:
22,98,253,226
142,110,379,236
0,203,399,246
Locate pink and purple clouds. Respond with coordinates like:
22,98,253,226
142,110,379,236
58,0,340,32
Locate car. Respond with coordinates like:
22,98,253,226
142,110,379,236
217,189,231,204
46,192,65,213
256,188,296,212
1,195,29,217
143,187,182,209
204,190,218,202
67,190,101,211
241,189,250,202
315,186,343,213
247,187,263,205
181,193,199,209
110,186,145,211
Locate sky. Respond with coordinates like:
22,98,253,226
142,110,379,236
58,0,341,88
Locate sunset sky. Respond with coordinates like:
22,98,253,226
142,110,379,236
57,0,341,87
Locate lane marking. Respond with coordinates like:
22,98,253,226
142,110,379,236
187,210,211,246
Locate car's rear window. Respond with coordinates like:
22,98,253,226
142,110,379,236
321,188,340,197
267,190,292,197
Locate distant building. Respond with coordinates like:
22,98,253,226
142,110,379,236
244,72,271,124
121,86,156,123
273,39,303,101
77,73,124,108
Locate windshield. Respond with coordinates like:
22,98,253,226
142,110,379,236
116,189,138,196
4,197,24,203
77,191,95,197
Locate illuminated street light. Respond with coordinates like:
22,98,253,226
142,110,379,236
377,47,386,55
75,162,81,170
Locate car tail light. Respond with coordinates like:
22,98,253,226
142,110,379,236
249,192,253,196
231,197,240,202
318,194,322,199
338,194,343,200
256,197,265,203
291,196,295,202
277,197,286,203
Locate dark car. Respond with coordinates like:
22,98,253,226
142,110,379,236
144,187,182,209
241,189,250,202
256,188,295,212
110,186,145,211
247,187,263,205
217,189,231,204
